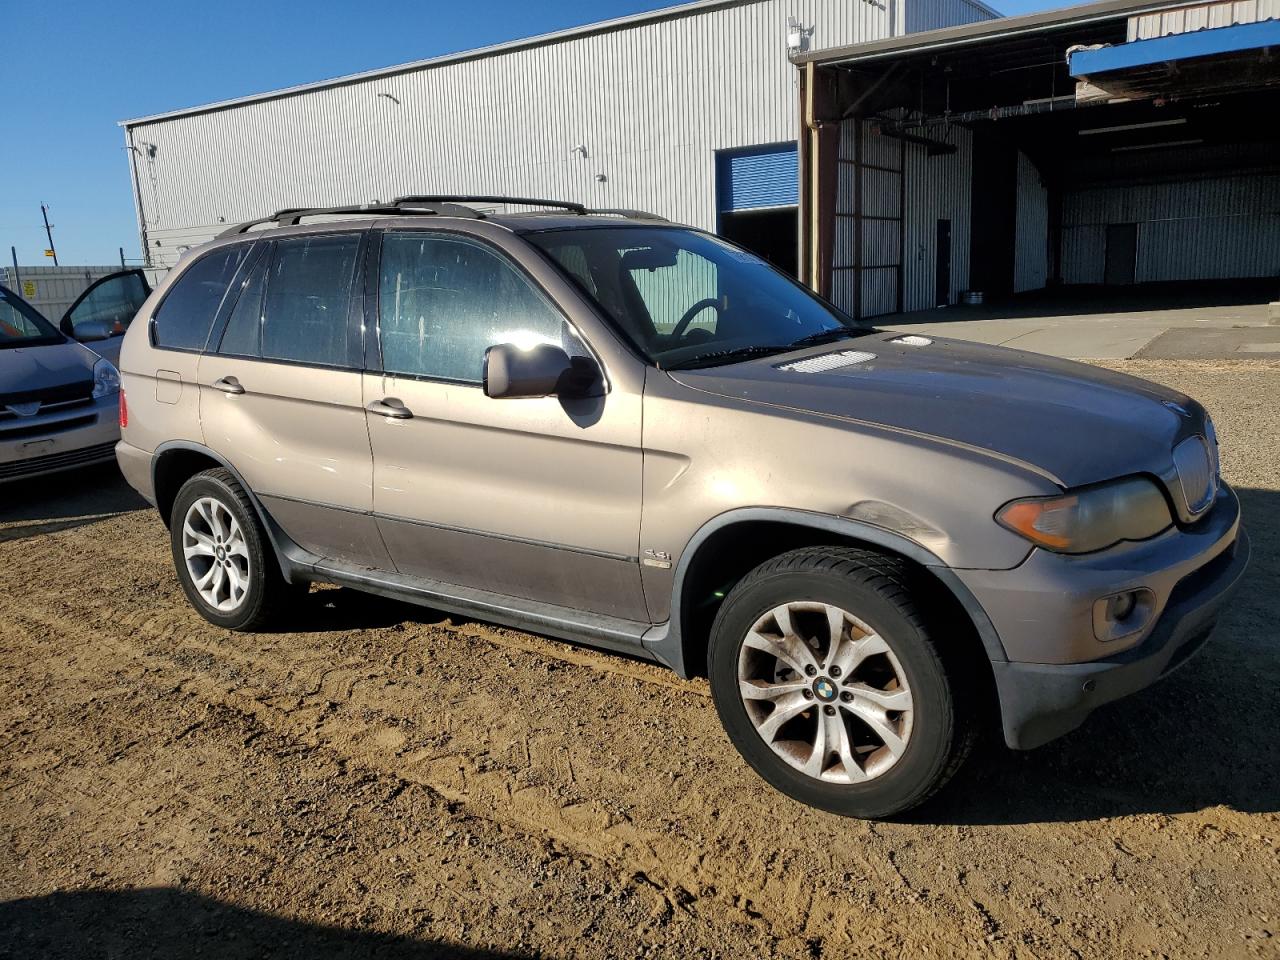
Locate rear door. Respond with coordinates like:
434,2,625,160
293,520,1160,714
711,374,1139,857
198,231,391,568
363,228,647,622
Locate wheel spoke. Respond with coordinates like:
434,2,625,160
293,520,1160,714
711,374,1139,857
225,531,248,559
843,682,911,712
824,604,846,649
739,678,809,701
829,631,889,676
183,525,215,557
802,709,829,777
744,627,819,676
755,692,812,741
827,711,867,782
845,701,907,758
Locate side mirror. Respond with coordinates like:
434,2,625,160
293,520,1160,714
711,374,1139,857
483,342,599,399
74,321,112,342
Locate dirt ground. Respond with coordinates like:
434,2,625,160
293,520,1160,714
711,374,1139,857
1,359,1277,959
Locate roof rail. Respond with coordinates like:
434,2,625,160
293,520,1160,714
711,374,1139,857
216,195,669,239
215,200,481,238
393,194,588,214
586,207,669,222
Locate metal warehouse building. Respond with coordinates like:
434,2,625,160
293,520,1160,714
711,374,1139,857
121,0,1279,321
796,0,1280,317
120,0,997,272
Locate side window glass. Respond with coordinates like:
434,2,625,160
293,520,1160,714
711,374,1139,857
153,245,250,350
64,271,149,337
624,246,720,335
217,250,269,358
261,235,359,367
378,233,580,383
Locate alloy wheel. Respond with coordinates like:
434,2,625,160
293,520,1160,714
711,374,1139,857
182,496,251,612
737,601,914,783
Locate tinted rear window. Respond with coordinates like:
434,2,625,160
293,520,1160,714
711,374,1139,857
260,235,359,367
153,245,251,350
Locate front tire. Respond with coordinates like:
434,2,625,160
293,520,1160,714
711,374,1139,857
708,547,975,818
169,468,296,631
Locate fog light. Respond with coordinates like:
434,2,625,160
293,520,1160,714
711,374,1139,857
1093,588,1156,642
1106,592,1137,622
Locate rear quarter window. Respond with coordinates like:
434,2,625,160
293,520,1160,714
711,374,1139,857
152,245,251,351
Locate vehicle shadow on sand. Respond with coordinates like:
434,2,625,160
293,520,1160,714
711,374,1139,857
908,485,1280,826
0,464,146,542
0,887,531,960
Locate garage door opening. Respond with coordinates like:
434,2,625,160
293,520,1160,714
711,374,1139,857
799,0,1280,321
716,143,799,277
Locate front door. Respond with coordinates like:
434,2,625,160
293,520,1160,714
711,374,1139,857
1104,223,1138,286
60,269,152,365
198,232,390,568
364,229,647,622
935,219,952,307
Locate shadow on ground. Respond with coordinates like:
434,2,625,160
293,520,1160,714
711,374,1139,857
0,464,145,541
909,485,1279,826
0,887,529,960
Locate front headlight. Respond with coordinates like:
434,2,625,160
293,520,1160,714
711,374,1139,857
996,477,1173,554
92,357,121,399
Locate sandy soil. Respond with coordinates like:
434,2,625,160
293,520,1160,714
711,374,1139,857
1,359,1277,959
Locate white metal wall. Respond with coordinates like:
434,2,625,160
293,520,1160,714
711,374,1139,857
128,0,983,267
906,0,997,33
1128,0,1279,39
1013,151,1049,293
1060,173,1280,284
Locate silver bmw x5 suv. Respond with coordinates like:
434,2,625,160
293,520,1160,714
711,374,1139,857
115,197,1249,817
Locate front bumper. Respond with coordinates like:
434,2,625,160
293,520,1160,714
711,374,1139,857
0,395,120,483
963,482,1249,750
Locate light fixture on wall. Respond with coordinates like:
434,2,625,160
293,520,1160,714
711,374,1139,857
786,17,812,56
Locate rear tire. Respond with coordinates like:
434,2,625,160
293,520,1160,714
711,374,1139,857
708,547,975,818
169,468,298,631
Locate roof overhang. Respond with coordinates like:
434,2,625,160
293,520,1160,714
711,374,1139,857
1070,17,1280,75
794,0,1198,68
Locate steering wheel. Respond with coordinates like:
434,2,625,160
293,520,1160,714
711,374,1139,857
670,298,723,338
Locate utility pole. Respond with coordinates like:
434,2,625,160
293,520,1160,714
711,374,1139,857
10,246,19,290
40,202,58,266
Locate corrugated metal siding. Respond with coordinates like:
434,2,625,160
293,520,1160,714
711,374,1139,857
1128,0,1280,40
1013,151,1049,293
128,0,932,268
1060,172,1280,283
831,117,972,316
901,124,973,313
907,0,996,33
717,143,799,210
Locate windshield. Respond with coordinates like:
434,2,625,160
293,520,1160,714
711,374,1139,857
0,286,62,349
527,227,868,369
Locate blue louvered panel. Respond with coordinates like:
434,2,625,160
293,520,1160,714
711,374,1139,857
718,143,799,211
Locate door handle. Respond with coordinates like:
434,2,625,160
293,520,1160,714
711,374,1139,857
212,376,245,395
367,397,413,420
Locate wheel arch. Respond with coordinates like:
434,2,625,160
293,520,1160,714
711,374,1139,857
151,441,306,583
643,508,1008,679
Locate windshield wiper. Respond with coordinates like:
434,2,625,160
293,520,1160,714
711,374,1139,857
787,327,861,349
664,344,793,371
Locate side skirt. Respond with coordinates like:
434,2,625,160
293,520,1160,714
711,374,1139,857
298,554,659,661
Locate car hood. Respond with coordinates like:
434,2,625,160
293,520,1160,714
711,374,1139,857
0,339,96,398
667,331,1204,488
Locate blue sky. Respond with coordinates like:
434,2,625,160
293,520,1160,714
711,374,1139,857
2,0,1059,266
